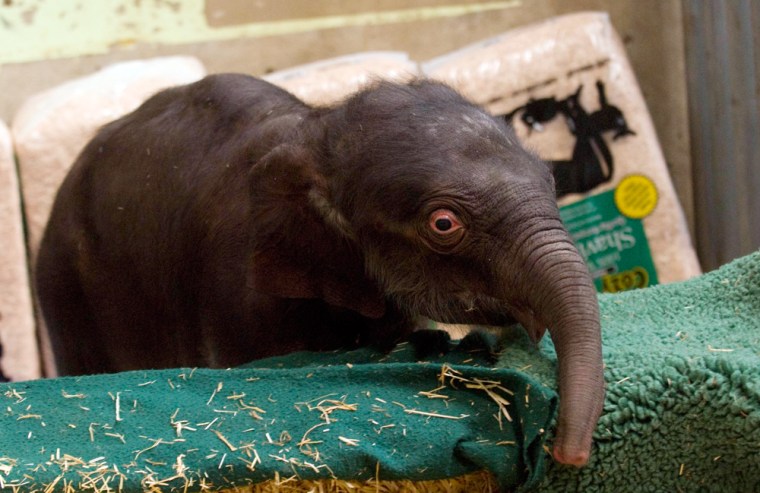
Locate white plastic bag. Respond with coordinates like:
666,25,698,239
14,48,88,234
424,12,700,289
264,52,420,106
0,119,39,380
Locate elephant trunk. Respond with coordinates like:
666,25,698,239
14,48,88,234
496,198,604,466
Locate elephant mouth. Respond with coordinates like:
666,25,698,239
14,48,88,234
388,282,546,344
444,292,548,343
417,292,516,329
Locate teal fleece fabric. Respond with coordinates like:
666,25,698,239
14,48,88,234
0,339,555,492
522,251,760,492
2,250,760,492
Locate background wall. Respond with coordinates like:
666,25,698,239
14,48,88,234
1,0,754,271
682,0,760,271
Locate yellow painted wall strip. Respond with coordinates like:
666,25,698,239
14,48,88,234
0,1,520,65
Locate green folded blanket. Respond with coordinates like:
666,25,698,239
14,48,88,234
537,249,760,492
2,251,760,492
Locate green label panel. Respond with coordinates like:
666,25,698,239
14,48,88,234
559,189,658,293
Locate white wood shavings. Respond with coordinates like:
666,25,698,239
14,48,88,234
371,404,387,414
198,477,212,491
295,396,359,461
297,423,328,450
269,454,290,464
107,392,123,422
418,386,450,400
238,443,259,458
525,384,531,407
61,391,86,399
88,423,99,442
374,424,396,435
238,447,262,472
707,345,734,353
103,432,126,444
197,417,219,430
338,436,360,446
0,457,17,477
133,438,186,461
437,365,514,422
211,430,238,452
404,409,469,420
207,382,223,406
3,389,26,403
229,393,267,420
17,452,135,493
170,410,197,437
138,453,190,492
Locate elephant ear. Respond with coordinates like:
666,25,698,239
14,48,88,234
247,144,386,319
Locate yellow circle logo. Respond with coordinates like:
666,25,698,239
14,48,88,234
614,175,658,219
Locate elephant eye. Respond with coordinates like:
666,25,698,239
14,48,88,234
429,209,463,235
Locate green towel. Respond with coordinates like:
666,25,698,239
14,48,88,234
2,250,760,492
0,337,555,492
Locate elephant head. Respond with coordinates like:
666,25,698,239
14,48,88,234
248,80,604,465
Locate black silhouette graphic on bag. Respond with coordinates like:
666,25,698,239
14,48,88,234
505,81,635,198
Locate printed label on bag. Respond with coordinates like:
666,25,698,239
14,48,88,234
614,175,658,219
560,182,658,293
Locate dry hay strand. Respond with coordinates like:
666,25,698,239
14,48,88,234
218,469,497,493
437,365,514,425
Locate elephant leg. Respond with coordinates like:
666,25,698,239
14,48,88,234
35,247,107,375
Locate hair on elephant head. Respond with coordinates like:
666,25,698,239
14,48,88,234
36,74,603,466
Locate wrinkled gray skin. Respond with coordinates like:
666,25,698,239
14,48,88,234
35,75,604,466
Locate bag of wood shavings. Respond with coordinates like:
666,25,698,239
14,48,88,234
423,12,701,292
12,56,207,259
0,119,39,381
263,51,420,106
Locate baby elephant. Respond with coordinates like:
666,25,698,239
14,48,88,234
36,75,603,466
